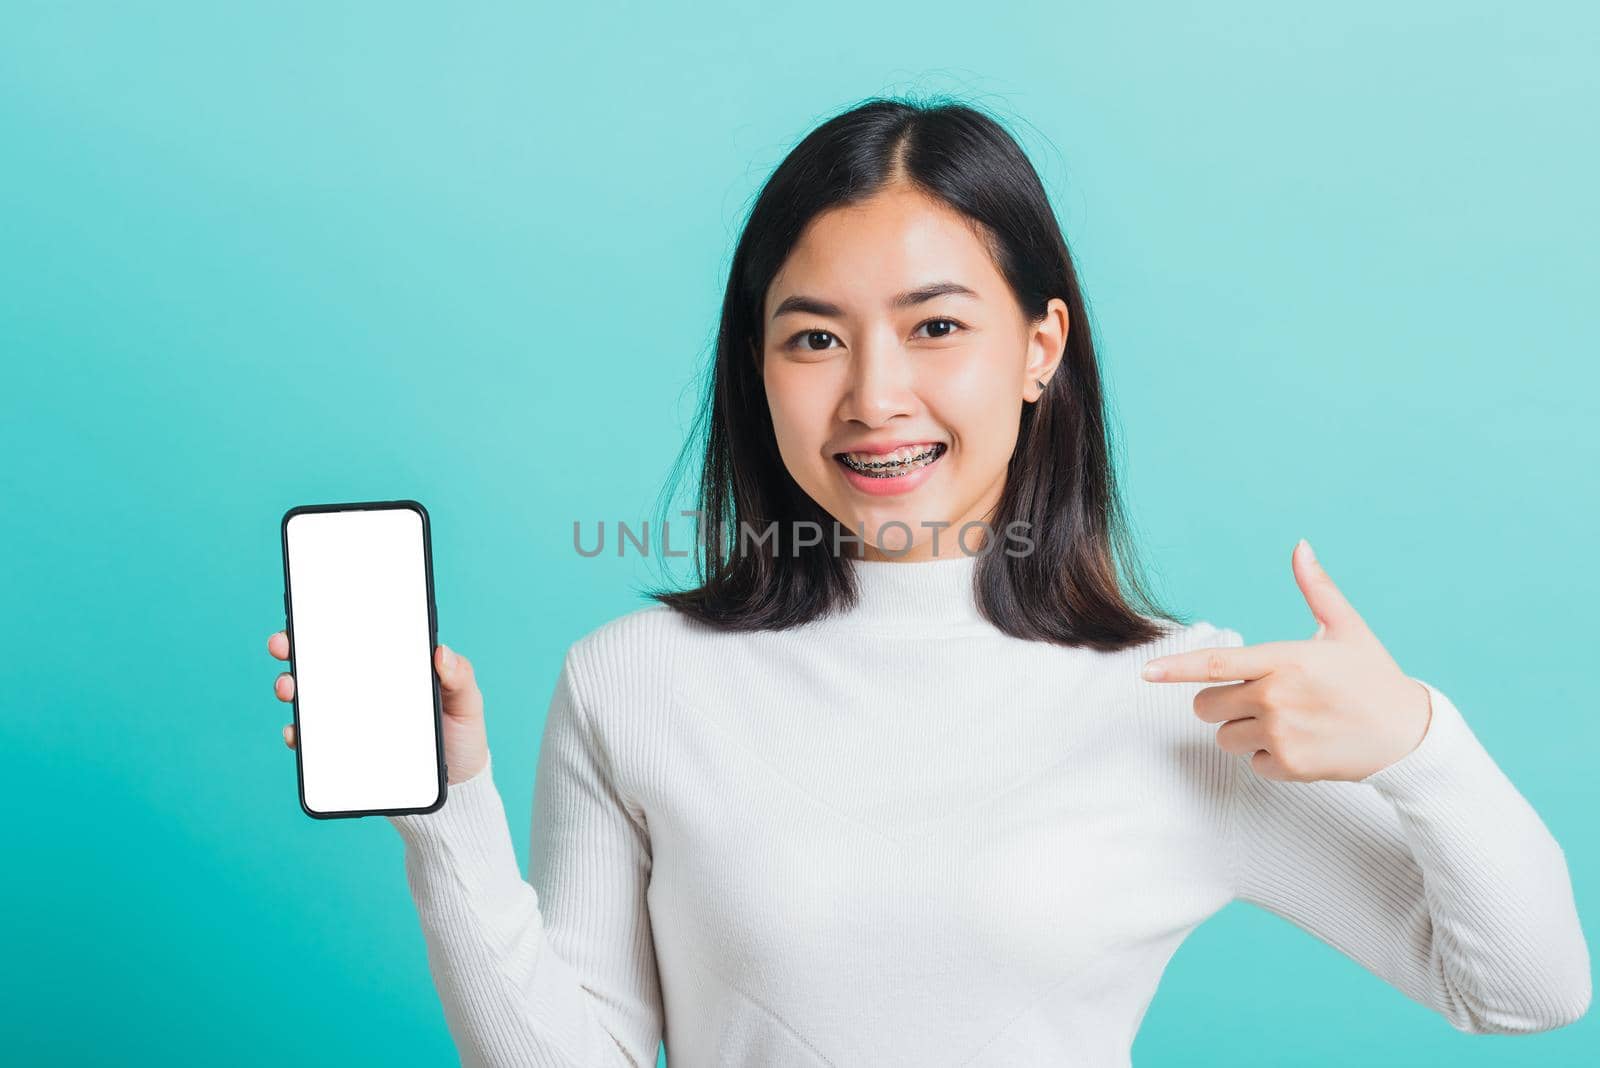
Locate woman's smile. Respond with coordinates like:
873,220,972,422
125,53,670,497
833,441,947,496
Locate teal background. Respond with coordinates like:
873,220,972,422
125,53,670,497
2,1,1594,1064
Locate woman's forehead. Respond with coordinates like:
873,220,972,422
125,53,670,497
765,195,1004,319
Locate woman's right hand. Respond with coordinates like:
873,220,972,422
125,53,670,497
268,632,491,785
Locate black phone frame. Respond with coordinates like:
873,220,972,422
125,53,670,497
280,498,448,820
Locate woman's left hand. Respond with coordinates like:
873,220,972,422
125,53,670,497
1139,539,1433,783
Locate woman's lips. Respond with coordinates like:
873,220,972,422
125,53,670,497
833,442,947,497
833,439,944,457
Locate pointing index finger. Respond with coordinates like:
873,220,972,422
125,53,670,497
1141,641,1286,683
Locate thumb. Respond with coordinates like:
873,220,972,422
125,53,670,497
435,643,485,721
1292,538,1366,641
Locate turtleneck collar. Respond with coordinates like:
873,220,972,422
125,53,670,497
837,550,988,628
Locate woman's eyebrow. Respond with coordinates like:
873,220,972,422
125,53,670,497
770,281,978,321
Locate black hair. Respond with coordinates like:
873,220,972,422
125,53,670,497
645,94,1181,650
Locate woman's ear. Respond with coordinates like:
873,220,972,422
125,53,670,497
1023,298,1070,401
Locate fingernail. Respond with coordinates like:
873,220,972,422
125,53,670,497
440,645,455,672
1300,537,1317,565
1141,661,1166,681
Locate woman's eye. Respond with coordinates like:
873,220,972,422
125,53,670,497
915,317,964,340
787,329,839,352
783,318,964,352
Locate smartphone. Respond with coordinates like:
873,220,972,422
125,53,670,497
280,499,447,819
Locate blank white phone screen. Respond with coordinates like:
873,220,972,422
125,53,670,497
285,507,440,815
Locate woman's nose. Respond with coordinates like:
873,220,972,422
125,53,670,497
839,338,916,424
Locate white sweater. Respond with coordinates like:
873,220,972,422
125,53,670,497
389,550,1590,1066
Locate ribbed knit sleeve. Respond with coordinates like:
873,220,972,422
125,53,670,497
387,649,663,1066
1221,628,1592,1034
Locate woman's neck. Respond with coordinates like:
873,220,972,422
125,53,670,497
837,549,988,627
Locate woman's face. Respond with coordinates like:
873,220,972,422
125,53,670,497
761,182,1069,562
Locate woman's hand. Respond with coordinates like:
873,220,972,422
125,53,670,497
1139,539,1433,783
267,632,491,785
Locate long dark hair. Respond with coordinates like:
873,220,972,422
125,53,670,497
645,94,1181,650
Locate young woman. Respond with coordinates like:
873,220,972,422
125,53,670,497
267,98,1590,1065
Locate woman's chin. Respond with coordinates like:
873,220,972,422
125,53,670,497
830,505,961,553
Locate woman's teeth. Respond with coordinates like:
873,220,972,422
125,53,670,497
837,442,946,477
